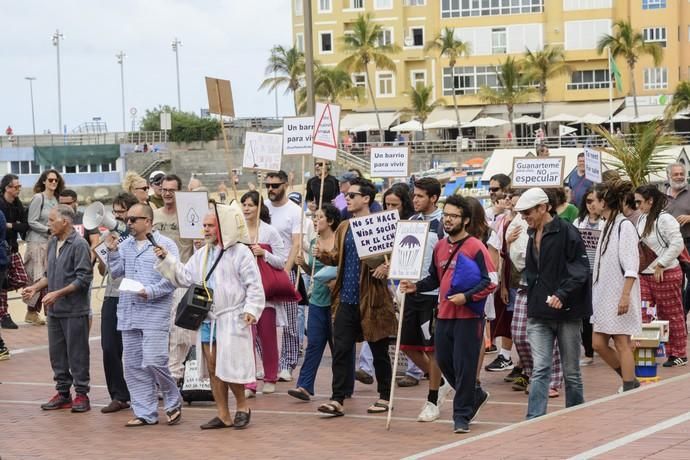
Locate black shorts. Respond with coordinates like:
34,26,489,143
400,294,437,351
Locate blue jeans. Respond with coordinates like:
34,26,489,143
298,304,306,351
296,305,332,395
526,318,584,419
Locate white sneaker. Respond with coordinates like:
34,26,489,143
277,369,293,382
256,370,265,380
417,401,440,422
437,380,453,410
262,382,276,394
244,389,256,399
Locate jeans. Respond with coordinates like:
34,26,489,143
526,318,584,419
297,304,306,352
296,305,332,395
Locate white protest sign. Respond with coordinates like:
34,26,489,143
388,220,431,281
283,116,315,155
94,233,129,266
349,210,399,258
312,102,341,161
584,147,603,183
512,156,565,188
243,131,283,171
175,191,209,240
370,146,410,178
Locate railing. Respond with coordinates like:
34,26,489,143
0,131,169,148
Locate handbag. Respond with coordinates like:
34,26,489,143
175,248,224,331
256,243,301,303
638,240,657,274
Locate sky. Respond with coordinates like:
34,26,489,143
1,0,295,135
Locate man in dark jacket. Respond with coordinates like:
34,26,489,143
305,160,339,210
515,188,591,419
0,174,30,329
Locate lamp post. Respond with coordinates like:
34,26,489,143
52,29,64,133
116,51,126,132
171,37,182,111
25,77,37,145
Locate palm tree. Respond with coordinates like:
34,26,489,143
425,27,471,130
666,80,690,119
478,57,534,142
523,45,569,129
296,66,363,114
591,120,679,188
398,85,444,141
338,13,401,141
597,20,663,119
259,45,305,115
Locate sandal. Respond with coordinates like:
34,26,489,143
287,387,311,402
549,389,560,398
367,400,391,414
166,405,182,425
125,417,158,427
317,401,344,417
200,416,233,430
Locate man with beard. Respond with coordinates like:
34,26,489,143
486,174,510,228
665,162,690,316
401,195,496,433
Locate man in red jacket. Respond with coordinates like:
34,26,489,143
401,195,496,434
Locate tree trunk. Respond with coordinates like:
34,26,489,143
540,84,546,132
293,90,299,116
451,65,462,133
629,62,639,119
366,65,385,143
508,104,515,146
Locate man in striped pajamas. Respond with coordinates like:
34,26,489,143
106,203,182,427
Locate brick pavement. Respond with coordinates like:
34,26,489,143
1,312,689,460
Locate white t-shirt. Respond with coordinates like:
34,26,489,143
265,200,305,253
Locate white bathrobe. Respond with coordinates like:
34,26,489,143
156,243,265,384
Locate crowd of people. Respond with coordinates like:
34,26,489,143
0,155,689,434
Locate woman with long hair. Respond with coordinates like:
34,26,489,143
591,180,642,391
382,184,414,219
289,203,342,401
23,169,64,324
634,185,687,367
122,172,152,207
572,187,605,366
241,190,288,395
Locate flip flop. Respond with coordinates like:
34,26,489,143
317,401,344,417
125,417,158,427
367,401,391,414
166,405,182,425
200,416,233,430
287,388,311,402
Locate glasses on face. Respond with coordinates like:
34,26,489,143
442,212,463,220
489,187,501,193
113,208,127,215
8,184,21,189
134,186,149,192
126,216,148,223
161,188,177,194
265,182,285,189
346,192,363,199
46,178,58,184
586,199,595,204
315,163,324,167
60,200,75,206
519,207,537,217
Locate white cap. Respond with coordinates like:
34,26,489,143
514,188,549,212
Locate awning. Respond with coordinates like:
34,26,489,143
34,144,121,167
513,115,539,124
570,113,608,125
462,117,508,128
340,112,399,131
487,100,625,120
610,105,689,123
426,107,483,126
390,120,423,132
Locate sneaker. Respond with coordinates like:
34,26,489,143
41,393,72,410
662,356,688,367
277,369,293,382
0,347,9,361
101,400,130,414
504,366,523,383
396,375,420,387
244,389,256,399
256,370,265,380
437,380,453,409
71,394,91,413
262,382,276,394
512,375,529,392
485,355,514,372
485,344,498,354
25,311,46,325
580,357,594,366
355,369,374,385
454,423,470,434
417,401,440,422
1,315,18,329
470,387,489,423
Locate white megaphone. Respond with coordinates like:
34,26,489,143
83,202,127,233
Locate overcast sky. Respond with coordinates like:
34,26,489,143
1,0,294,135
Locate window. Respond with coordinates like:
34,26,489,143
567,69,610,90
318,0,331,13
377,27,394,46
644,67,668,89
491,28,507,54
406,0,425,5
295,33,304,52
294,0,303,15
442,66,499,95
375,0,393,9
643,27,666,47
410,70,426,89
319,32,333,53
565,19,611,50
377,72,395,97
563,0,611,9
64,165,77,174
642,0,666,9
441,0,544,18
351,0,364,8
101,161,117,172
409,27,424,47
352,73,367,88
10,160,41,175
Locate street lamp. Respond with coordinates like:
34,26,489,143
25,77,37,145
171,37,182,111
116,51,126,132
52,29,64,133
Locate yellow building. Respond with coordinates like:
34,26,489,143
292,0,690,129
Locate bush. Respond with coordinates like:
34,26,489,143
140,105,221,142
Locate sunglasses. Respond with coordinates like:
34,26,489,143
46,178,58,183
315,163,325,167
126,216,148,223
346,192,363,199
489,187,501,193
134,186,149,191
265,182,285,189
586,199,595,204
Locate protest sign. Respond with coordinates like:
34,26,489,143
349,210,399,258
283,116,315,155
175,191,210,239
370,146,409,178
243,131,283,171
94,233,128,266
512,156,564,188
584,147,603,183
312,102,341,161
388,220,430,281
